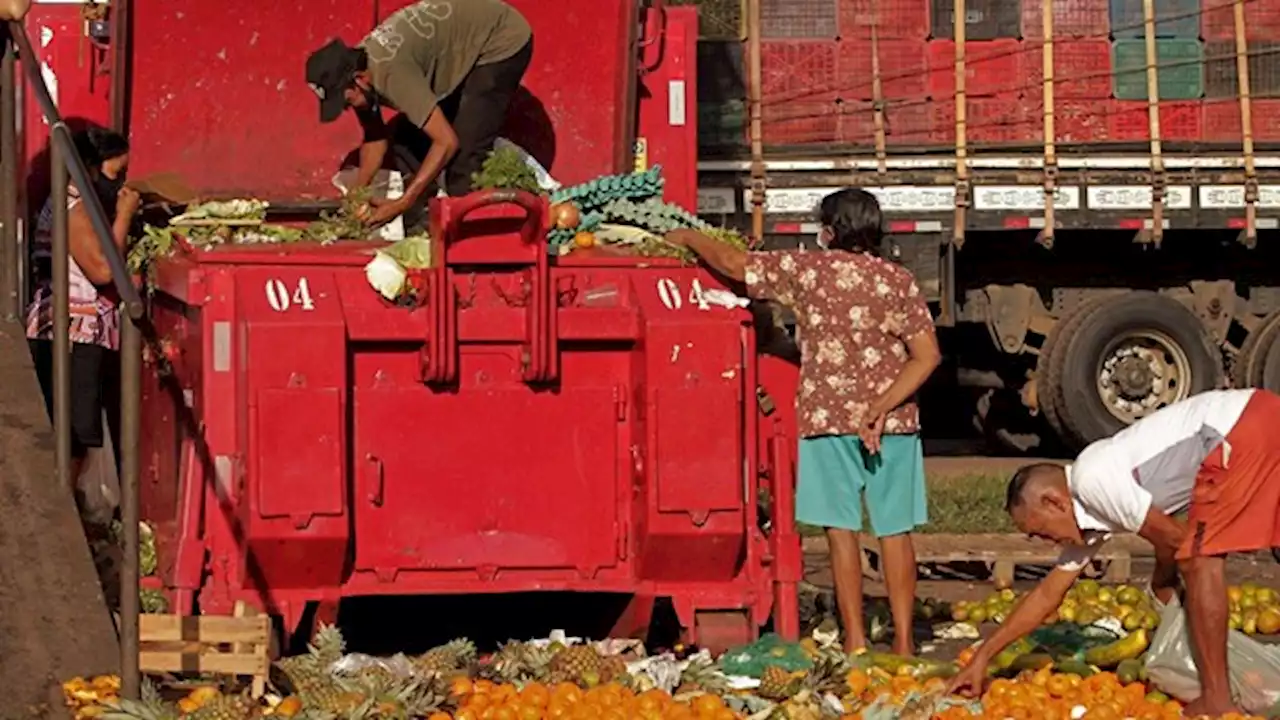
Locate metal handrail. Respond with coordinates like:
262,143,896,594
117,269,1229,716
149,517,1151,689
0,20,142,699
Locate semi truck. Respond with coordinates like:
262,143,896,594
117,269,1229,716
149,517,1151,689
690,0,1280,452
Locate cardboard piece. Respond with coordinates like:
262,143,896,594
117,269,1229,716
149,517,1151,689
126,172,198,204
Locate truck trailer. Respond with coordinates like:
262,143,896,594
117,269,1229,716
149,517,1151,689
692,0,1280,453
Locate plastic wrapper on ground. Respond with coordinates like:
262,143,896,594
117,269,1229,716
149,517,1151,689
1144,594,1280,713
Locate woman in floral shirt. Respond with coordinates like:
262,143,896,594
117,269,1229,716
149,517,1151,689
26,127,140,502
666,188,941,654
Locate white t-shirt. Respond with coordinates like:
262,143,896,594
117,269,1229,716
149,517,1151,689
1055,388,1255,570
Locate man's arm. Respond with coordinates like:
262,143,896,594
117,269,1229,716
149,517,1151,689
947,564,1083,695
367,106,458,225
1137,507,1186,603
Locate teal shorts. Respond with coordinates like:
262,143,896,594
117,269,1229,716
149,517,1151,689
796,433,927,537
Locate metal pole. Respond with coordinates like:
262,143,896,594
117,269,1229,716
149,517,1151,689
109,0,130,134
119,315,141,699
51,137,71,493
745,0,764,242
0,30,16,322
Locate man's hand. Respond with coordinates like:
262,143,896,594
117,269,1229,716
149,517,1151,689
117,186,142,219
945,663,986,698
364,196,411,227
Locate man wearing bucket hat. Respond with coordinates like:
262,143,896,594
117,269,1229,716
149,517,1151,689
947,387,1280,716
305,0,532,229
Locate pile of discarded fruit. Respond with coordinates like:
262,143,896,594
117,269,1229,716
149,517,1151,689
61,619,1267,720
950,580,1280,637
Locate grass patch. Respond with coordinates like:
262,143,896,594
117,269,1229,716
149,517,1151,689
797,473,1016,536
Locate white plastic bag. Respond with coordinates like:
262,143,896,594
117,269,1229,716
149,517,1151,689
1144,593,1280,714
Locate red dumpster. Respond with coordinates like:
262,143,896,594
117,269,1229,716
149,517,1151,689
138,190,802,650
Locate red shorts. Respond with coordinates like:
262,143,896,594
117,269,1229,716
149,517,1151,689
1178,390,1280,560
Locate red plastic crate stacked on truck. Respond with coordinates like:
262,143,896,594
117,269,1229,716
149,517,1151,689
751,0,1280,147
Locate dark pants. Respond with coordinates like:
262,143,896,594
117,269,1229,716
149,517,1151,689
389,39,533,233
29,338,120,463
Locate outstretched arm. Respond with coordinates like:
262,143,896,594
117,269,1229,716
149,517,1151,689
354,107,389,191
947,564,1083,696
665,229,748,282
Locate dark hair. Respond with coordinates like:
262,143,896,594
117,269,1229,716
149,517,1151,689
1005,462,1062,512
818,187,883,254
72,127,129,168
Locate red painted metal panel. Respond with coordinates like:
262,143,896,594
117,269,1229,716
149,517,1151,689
127,0,638,198
637,7,698,212
21,7,114,215
927,40,1028,99
1021,0,1109,39
837,0,931,39
1108,100,1203,141
840,39,928,100
127,0,376,198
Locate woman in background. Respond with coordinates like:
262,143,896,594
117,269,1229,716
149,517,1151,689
665,188,941,655
26,126,139,513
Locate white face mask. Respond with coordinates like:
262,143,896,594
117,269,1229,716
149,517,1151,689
816,226,833,250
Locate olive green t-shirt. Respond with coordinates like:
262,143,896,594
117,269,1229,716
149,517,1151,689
359,0,531,128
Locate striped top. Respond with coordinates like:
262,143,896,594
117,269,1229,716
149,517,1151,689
24,185,120,350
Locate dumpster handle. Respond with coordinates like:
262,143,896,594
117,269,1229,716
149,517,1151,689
431,189,554,384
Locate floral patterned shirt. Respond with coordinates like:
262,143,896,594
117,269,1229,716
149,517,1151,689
744,249,935,438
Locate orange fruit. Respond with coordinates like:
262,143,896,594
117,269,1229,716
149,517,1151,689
521,684,550,708
455,709,479,720
474,680,496,695
691,694,725,716
845,669,871,696
452,677,476,697
517,705,541,720
427,713,452,720
1045,674,1074,698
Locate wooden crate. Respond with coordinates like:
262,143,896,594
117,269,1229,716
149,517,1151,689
138,603,270,696
857,533,1135,586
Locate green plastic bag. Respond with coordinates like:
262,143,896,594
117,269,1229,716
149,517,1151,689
719,633,813,677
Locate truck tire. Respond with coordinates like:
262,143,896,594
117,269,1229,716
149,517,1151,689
1044,292,1224,449
1232,310,1280,389
1036,294,1115,445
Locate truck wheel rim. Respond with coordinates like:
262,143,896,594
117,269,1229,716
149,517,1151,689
1095,329,1192,425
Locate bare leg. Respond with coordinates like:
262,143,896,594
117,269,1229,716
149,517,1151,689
827,527,867,652
878,532,918,656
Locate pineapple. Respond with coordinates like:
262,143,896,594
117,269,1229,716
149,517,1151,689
481,641,554,684
413,638,477,679
676,657,728,695
186,691,260,720
800,652,850,697
548,644,602,685
758,665,800,700
274,624,346,700
599,655,628,684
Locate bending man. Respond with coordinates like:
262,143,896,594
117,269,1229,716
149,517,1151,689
305,0,532,229
947,388,1280,716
